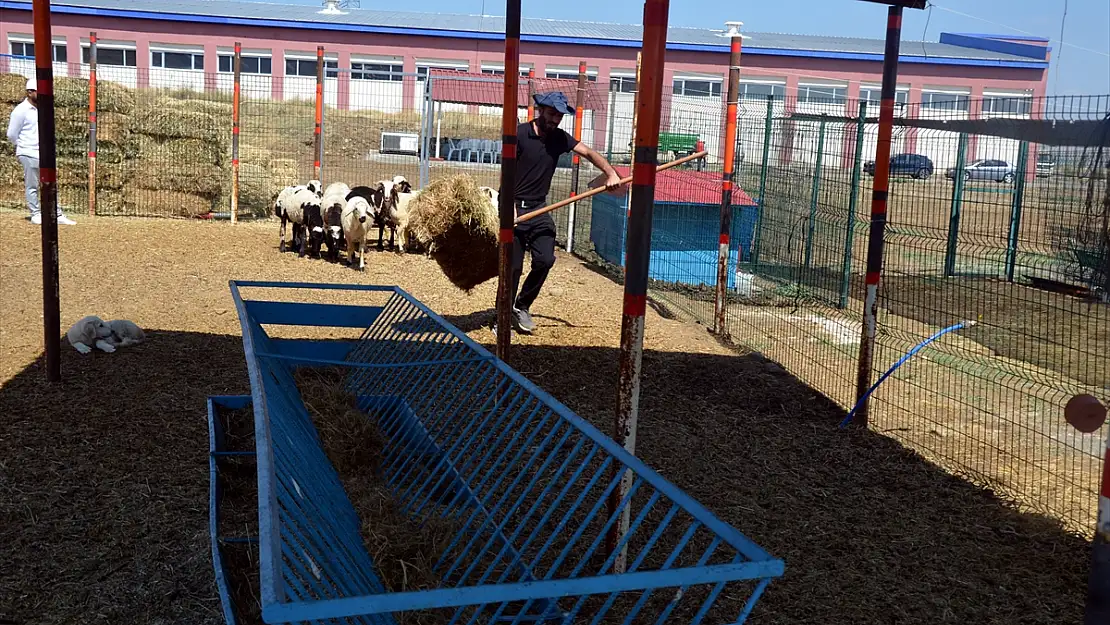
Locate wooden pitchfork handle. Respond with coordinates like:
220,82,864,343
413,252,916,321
514,150,709,225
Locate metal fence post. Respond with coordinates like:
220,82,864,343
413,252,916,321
610,0,669,574
419,75,433,190
231,41,241,224
841,101,868,308
567,60,587,254
944,132,969,278
527,66,535,120
714,22,743,335
495,0,523,361
805,116,827,270
313,45,324,182
33,0,61,383
1005,140,1030,281
87,31,97,217
605,86,616,162
751,94,774,268
1087,421,1110,624
852,4,907,428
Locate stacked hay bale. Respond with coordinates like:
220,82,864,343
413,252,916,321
230,143,300,218
0,73,134,212
125,96,230,217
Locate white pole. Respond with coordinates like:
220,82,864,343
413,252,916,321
435,102,442,160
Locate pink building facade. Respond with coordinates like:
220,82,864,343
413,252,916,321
0,0,1051,169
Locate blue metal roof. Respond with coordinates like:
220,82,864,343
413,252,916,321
0,0,1049,68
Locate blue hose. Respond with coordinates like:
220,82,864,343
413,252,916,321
839,320,975,429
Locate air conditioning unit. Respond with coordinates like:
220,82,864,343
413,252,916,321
381,131,421,155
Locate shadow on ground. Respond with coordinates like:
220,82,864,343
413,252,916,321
0,322,1091,625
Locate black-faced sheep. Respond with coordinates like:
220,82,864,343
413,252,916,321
321,182,351,262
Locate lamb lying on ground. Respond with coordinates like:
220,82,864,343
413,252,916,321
67,315,116,354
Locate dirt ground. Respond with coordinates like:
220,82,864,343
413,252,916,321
0,210,1091,624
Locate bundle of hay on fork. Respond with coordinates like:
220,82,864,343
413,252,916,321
405,174,499,292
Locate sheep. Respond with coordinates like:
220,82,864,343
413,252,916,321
320,182,351,262
385,181,424,254
306,179,323,198
478,186,499,210
273,185,303,253
280,187,324,258
372,179,400,251
391,175,412,194
342,195,373,271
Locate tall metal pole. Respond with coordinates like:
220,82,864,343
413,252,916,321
314,45,324,182
567,60,588,254
495,0,522,360
714,22,743,335
609,0,669,574
840,101,868,309
231,41,241,224
852,4,905,427
87,31,97,217
1088,421,1110,624
34,0,61,383
526,67,535,120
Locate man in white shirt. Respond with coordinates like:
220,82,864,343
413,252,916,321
6,78,76,225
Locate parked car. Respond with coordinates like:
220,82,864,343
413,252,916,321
1035,153,1056,178
863,153,934,179
945,159,1016,183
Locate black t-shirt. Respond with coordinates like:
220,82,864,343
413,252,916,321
512,120,579,202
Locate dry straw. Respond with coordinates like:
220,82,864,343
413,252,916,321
295,366,460,625
132,158,226,198
405,174,500,292
124,188,215,218
132,97,223,143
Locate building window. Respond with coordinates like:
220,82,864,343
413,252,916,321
610,75,637,93
218,55,272,75
286,58,338,78
983,96,1032,115
740,82,785,101
82,46,137,67
673,78,722,98
798,84,847,104
151,50,204,71
10,41,67,62
481,66,530,77
417,64,468,80
352,62,403,81
859,87,908,105
546,70,597,82
922,91,970,111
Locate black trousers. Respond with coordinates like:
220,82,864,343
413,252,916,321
510,208,557,311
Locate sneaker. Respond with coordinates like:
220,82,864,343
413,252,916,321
57,214,76,226
513,307,537,334
30,213,41,225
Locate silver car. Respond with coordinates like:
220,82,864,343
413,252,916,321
946,159,1016,183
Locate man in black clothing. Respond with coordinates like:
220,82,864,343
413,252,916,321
506,91,622,334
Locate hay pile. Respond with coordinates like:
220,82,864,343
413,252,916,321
1,73,136,212
1,72,301,218
295,366,459,625
405,174,500,292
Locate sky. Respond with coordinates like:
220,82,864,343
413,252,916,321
281,0,1110,96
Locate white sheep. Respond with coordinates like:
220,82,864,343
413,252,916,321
386,182,424,254
67,315,116,354
306,179,323,198
391,175,412,194
105,319,146,348
342,195,373,271
321,182,351,261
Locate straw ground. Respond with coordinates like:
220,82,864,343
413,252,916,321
0,210,1090,624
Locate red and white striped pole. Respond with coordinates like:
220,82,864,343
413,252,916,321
714,21,743,335
608,0,669,574
495,0,522,361
231,41,241,224
33,0,61,383
313,45,324,183
1065,393,1110,623
87,31,97,217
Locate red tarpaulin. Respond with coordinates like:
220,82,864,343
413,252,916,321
607,166,758,206
428,70,605,110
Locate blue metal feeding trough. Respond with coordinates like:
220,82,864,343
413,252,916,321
210,281,784,624
589,168,760,290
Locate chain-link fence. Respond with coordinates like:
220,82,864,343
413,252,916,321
3,47,1107,537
